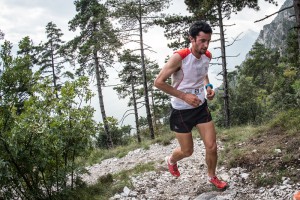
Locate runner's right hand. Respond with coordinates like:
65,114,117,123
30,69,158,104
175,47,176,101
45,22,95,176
182,93,202,107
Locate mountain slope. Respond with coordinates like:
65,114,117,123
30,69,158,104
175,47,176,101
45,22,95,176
256,0,295,52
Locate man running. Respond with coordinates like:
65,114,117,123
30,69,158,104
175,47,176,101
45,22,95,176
154,21,227,190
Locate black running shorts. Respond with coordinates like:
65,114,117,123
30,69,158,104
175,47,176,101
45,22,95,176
169,100,212,133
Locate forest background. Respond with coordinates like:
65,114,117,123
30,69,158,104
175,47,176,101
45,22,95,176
0,0,299,199
0,0,285,128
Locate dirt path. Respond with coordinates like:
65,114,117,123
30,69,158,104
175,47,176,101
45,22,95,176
82,139,299,200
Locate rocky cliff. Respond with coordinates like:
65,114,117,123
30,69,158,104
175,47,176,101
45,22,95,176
256,0,296,52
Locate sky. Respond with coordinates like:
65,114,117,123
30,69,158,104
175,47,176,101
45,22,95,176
0,0,286,128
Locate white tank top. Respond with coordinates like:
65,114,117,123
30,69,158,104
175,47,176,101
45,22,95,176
171,48,212,110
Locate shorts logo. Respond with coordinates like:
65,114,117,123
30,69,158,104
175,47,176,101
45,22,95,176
174,125,179,130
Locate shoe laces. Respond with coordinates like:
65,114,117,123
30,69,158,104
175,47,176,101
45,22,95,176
211,176,221,184
172,164,179,171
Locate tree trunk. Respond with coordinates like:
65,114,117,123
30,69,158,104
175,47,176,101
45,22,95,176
94,51,113,148
130,72,141,143
50,42,59,99
218,3,230,127
138,0,155,139
294,0,300,52
150,89,157,128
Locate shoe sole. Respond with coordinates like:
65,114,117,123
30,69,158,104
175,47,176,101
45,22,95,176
210,183,228,191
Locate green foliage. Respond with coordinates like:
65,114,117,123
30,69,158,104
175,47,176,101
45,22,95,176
114,50,142,100
230,76,266,125
68,163,155,200
269,30,300,111
218,125,261,143
152,124,175,146
218,109,300,187
284,29,300,68
269,109,300,133
217,125,264,167
68,0,121,77
137,116,148,130
67,0,123,148
107,0,171,30
0,56,97,200
292,80,300,106
108,0,172,140
64,174,114,200
0,29,4,40
0,40,13,68
153,134,173,146
113,50,143,142
17,36,37,63
155,15,195,49
36,22,72,98
83,124,174,167
214,30,299,126
96,117,132,148
241,42,280,93
254,173,281,187
0,39,35,129
83,144,140,166
156,0,276,49
184,0,267,18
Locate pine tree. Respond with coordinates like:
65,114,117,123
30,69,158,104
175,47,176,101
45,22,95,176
114,50,142,143
293,0,300,51
107,0,171,139
0,29,4,40
145,60,170,126
0,39,34,114
37,22,68,99
67,0,121,148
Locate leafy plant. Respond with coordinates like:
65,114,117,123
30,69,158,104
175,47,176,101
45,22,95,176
0,73,96,199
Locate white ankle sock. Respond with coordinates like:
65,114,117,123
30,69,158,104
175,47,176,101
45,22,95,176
168,156,176,165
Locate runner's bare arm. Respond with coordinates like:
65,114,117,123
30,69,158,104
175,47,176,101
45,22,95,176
154,54,201,107
204,75,210,86
154,53,184,99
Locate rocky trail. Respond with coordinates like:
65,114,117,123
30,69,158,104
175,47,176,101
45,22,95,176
82,139,299,200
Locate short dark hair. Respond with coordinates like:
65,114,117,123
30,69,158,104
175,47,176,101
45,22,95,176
189,21,212,38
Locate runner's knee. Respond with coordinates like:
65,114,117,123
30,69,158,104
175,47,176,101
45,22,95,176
205,142,217,153
181,149,193,157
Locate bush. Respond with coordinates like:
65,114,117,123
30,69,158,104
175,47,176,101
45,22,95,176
269,109,300,132
96,117,132,148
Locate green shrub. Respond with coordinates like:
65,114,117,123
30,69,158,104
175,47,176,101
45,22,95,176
269,109,300,132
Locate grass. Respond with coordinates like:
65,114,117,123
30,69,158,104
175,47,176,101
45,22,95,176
66,162,156,200
80,125,175,166
153,132,174,146
218,109,300,187
217,125,264,166
269,109,300,133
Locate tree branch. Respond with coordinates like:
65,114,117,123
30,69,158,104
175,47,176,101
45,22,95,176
254,5,294,23
225,32,243,48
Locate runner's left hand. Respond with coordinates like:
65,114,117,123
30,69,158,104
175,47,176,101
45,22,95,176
206,88,215,100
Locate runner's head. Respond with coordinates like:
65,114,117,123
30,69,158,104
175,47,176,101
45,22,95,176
189,21,212,55
189,21,212,40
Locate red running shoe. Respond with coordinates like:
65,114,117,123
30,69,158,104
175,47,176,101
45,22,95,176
293,191,300,200
165,156,180,177
209,176,228,190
